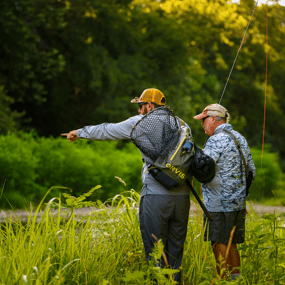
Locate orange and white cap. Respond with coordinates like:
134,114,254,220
194,104,230,122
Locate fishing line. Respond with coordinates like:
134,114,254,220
219,0,259,104
203,0,259,146
260,2,269,199
261,3,268,157
204,0,258,147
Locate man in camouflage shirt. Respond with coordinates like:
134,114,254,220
194,103,256,281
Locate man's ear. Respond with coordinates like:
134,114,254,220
146,103,155,112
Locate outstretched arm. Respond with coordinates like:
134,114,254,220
61,130,78,142
61,115,142,142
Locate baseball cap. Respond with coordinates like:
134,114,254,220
194,104,229,120
131,88,166,106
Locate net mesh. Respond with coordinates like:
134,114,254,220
131,107,179,161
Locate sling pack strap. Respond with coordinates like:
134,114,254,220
219,129,248,174
177,117,213,221
175,116,187,129
185,179,213,221
215,128,252,195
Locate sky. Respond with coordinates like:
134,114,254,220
231,0,285,5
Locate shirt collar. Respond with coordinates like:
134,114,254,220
214,123,232,134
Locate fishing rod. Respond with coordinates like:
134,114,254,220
197,1,259,216
219,0,259,105
204,0,258,149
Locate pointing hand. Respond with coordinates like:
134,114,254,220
61,130,78,142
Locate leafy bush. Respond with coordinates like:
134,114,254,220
0,132,143,209
248,145,284,201
0,133,43,208
1,132,284,209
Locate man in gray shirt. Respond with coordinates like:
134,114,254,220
62,88,191,284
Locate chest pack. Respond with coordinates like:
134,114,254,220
130,106,194,189
215,128,253,196
131,106,215,189
130,106,215,221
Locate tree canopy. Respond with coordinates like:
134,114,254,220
1,0,285,167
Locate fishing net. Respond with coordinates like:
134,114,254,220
131,107,179,161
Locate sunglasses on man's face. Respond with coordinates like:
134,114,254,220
202,115,212,123
138,102,147,109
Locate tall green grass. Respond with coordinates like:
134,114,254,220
0,186,284,284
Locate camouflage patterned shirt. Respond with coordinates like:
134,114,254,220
202,123,256,212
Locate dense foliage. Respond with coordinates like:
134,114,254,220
0,133,284,209
1,0,285,165
1,0,285,206
0,133,142,208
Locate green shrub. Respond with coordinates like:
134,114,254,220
248,145,284,201
36,137,143,200
1,132,284,209
0,132,143,209
0,133,44,208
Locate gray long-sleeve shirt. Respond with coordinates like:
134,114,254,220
77,115,190,197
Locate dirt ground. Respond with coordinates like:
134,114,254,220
0,202,284,224
245,202,285,216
